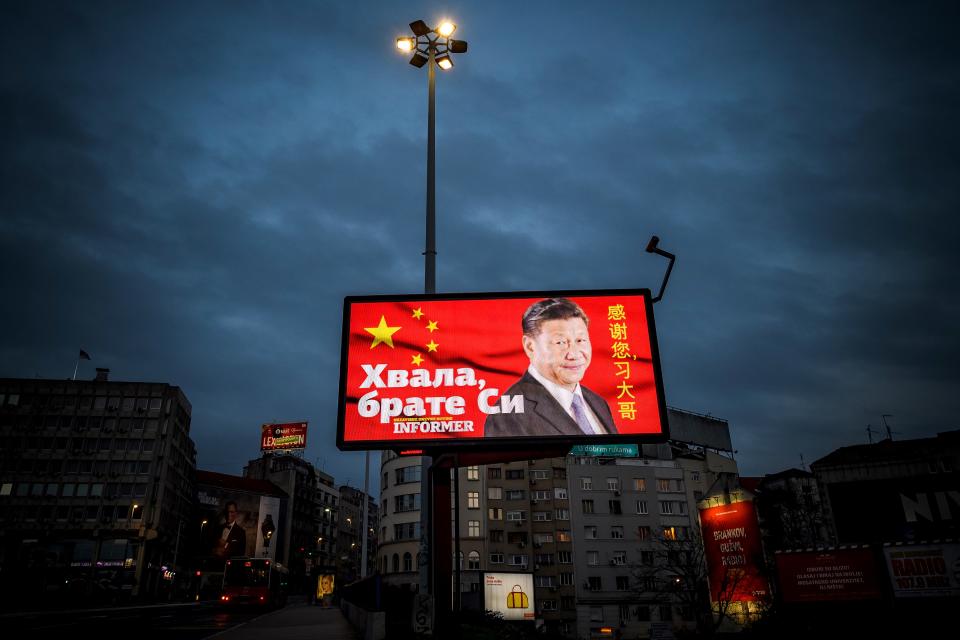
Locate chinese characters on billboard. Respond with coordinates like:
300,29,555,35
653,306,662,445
261,421,308,452
336,290,668,449
698,501,768,603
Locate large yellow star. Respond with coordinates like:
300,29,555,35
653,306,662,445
411,354,424,366
426,340,439,353
426,320,439,333
412,307,424,319
364,315,401,349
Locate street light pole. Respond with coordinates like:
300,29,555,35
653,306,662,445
425,47,436,294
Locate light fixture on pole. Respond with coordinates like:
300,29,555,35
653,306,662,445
395,17,469,611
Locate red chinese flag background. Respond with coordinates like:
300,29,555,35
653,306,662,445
338,292,666,447
699,501,768,603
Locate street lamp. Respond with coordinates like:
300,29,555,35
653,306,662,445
395,19,468,295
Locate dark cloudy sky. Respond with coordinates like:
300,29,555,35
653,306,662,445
3,1,958,488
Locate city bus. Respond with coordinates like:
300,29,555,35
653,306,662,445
220,557,289,608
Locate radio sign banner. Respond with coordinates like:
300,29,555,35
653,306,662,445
699,501,768,603
261,422,308,452
885,543,960,598
336,290,668,450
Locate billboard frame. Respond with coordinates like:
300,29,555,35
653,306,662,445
336,287,669,451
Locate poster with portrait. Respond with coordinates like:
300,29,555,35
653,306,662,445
337,289,668,450
197,488,260,560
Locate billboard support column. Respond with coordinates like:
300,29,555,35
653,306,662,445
430,458,452,630
453,453,461,613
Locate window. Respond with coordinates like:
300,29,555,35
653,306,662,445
383,472,388,488
616,576,630,591
531,469,549,480
560,572,574,586
488,507,503,520
533,533,554,545
535,553,554,565
637,526,651,541
556,530,571,542
691,471,700,481
558,551,572,564
487,467,502,479
587,577,602,592
508,554,528,566
580,477,593,490
466,466,479,480
636,500,648,515
467,492,479,509
540,599,557,611
506,510,525,521
532,490,550,501
582,499,594,514
394,522,421,540
634,478,646,491
587,551,599,565
535,575,555,587
555,508,570,520
396,466,421,484
611,526,624,539
403,552,413,572
659,605,672,623
606,478,619,491
0,483,11,496
393,554,400,572
660,501,674,515
663,526,688,540
533,511,552,521
608,500,622,515
505,489,525,501
395,493,421,513
468,551,480,569
554,487,568,499
468,521,480,537
505,468,524,480
612,551,626,565
584,525,597,539
488,487,502,500
489,553,504,564
489,529,504,542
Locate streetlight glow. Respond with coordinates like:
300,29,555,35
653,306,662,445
437,21,456,37
436,55,453,71
396,37,415,51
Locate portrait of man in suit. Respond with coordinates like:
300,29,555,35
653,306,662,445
484,297,617,438
215,500,247,558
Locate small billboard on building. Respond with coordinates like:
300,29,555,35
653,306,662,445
261,422,308,452
337,289,668,450
885,543,960,598
776,548,882,602
483,572,535,621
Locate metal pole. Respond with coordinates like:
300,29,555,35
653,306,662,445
419,44,437,599
453,455,461,612
361,450,369,578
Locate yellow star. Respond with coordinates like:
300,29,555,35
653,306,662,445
364,315,401,349
412,307,424,319
426,320,439,333
411,354,424,366
426,340,439,353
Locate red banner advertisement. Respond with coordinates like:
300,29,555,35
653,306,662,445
260,422,308,452
336,290,668,450
699,501,768,603
776,549,882,602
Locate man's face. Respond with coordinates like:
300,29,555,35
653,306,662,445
226,506,238,524
523,317,592,391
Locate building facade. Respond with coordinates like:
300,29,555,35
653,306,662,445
337,485,378,583
378,450,423,587
0,373,196,606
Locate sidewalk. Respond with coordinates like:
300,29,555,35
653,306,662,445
211,600,360,640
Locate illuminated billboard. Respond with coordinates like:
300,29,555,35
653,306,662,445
885,543,960,598
699,501,768,603
483,572,535,621
261,422,308,452
337,289,668,450
776,549,882,602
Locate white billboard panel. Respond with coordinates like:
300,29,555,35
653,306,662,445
483,572,535,621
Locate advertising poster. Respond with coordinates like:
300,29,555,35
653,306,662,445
254,496,282,560
483,572,535,621
198,488,261,560
698,501,768,603
261,421,308,452
885,543,960,598
317,574,336,598
776,549,882,602
337,290,668,449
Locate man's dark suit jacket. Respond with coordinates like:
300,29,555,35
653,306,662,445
483,371,618,438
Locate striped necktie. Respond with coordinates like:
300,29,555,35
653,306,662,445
571,394,595,435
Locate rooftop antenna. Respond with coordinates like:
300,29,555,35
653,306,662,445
866,424,881,444
799,454,807,471
881,414,899,440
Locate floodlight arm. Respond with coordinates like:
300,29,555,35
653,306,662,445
646,235,676,304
